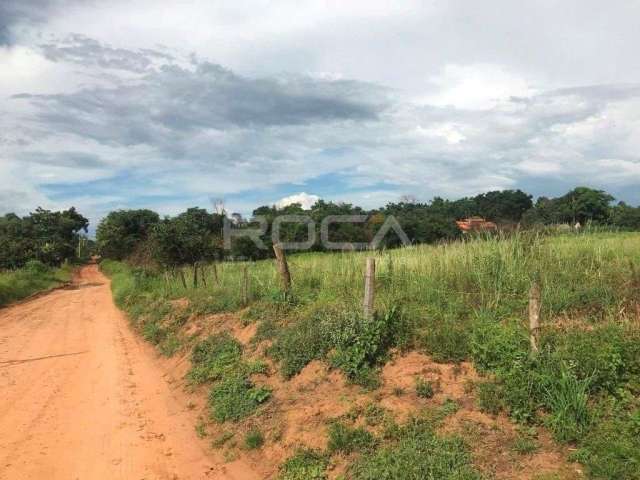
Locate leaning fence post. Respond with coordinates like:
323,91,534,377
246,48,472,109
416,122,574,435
529,281,541,354
363,257,376,319
242,265,250,305
273,243,292,293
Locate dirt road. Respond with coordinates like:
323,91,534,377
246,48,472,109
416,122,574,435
0,265,258,480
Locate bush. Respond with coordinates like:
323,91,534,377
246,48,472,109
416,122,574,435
327,423,376,454
24,259,50,275
270,315,331,378
329,308,405,387
278,449,328,480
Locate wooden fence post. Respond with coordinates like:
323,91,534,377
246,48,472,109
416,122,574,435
273,244,292,293
178,269,187,289
212,262,219,285
529,281,541,354
199,263,207,287
363,257,376,319
164,271,171,294
192,262,199,288
242,265,250,305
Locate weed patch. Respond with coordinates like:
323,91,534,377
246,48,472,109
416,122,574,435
244,428,265,450
327,422,376,454
349,419,483,480
189,333,243,384
208,374,271,423
278,449,328,480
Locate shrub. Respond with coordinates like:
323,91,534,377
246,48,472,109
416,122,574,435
270,315,331,378
278,449,328,480
208,374,271,423
329,308,404,387
327,423,376,454
24,259,50,275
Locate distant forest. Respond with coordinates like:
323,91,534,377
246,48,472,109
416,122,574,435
2,186,640,269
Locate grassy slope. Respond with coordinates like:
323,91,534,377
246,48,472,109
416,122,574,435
102,231,640,480
0,261,73,307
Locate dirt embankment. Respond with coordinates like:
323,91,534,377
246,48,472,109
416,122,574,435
0,265,259,480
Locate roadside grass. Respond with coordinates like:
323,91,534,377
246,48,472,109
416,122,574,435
278,449,328,480
0,259,73,307
348,418,483,480
101,231,640,479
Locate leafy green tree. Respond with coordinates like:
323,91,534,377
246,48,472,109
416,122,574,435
611,202,640,229
96,209,160,260
151,208,224,267
0,207,88,268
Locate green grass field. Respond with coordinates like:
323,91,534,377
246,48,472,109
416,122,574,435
0,260,73,307
102,230,640,479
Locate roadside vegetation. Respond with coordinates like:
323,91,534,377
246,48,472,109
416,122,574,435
0,206,91,307
102,229,640,480
0,260,74,307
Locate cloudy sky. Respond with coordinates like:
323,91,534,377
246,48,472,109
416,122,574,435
2,0,640,228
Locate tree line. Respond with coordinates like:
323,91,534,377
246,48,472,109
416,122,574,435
95,186,640,268
0,207,89,269
2,186,639,271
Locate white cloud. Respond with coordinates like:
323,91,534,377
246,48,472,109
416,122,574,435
2,1,640,226
275,192,321,210
421,63,537,110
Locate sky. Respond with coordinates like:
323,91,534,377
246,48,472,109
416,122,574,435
1,0,640,230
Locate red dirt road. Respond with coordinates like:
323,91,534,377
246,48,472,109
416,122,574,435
0,265,257,480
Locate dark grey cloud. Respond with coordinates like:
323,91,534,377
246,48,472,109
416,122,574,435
13,44,388,147
0,0,64,45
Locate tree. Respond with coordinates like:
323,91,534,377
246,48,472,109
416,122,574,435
0,207,88,268
96,209,160,260
611,202,640,229
473,190,533,223
151,208,224,268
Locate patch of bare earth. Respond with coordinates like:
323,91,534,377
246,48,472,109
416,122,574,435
174,313,583,480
